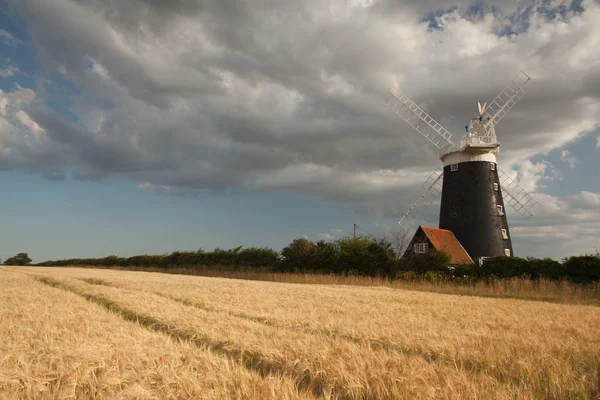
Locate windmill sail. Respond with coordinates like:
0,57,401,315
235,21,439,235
483,70,532,136
398,166,444,229
385,88,454,150
497,168,542,217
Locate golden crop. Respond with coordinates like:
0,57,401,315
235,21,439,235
2,266,599,399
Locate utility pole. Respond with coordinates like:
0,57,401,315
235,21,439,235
353,224,357,239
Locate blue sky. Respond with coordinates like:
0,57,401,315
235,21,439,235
1,172,370,261
1,0,599,263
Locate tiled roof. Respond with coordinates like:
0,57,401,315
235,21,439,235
420,226,474,264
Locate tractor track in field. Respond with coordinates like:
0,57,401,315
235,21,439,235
33,272,600,400
33,275,361,399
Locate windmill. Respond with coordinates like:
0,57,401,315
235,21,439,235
384,70,541,260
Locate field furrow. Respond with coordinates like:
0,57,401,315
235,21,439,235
24,267,600,399
36,267,600,390
0,269,309,400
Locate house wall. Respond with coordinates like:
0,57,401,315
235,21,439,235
401,228,432,260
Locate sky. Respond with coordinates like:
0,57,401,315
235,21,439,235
1,0,599,263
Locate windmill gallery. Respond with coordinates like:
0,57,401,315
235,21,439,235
385,71,542,265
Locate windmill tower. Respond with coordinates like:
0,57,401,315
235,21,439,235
384,71,541,260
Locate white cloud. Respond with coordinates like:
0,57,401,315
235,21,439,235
570,191,600,208
0,29,20,45
85,56,111,82
332,228,343,234
510,190,600,258
0,86,56,170
560,150,577,169
136,182,189,196
597,135,600,148
16,110,44,138
0,66,19,78
319,233,335,241
501,159,559,194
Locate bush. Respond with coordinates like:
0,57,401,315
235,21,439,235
476,255,600,283
526,257,564,280
423,270,449,283
561,254,600,283
237,247,280,268
450,263,477,279
476,256,529,279
35,236,600,285
405,250,451,274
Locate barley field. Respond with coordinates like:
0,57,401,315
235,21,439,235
2,267,599,399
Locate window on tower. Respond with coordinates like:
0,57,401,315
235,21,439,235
504,249,511,256
497,205,504,216
450,163,458,172
414,243,429,253
501,229,508,239
493,183,499,191
490,163,496,170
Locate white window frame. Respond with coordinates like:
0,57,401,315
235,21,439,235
450,163,458,172
504,249,511,257
493,183,499,191
497,205,504,216
490,163,496,171
414,242,429,254
501,229,508,239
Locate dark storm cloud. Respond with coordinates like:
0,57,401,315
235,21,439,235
1,0,599,215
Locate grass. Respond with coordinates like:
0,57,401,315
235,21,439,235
70,264,600,306
4,266,600,399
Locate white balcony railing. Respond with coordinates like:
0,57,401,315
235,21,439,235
440,134,499,157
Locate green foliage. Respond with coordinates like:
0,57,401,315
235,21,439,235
405,249,451,273
335,237,398,277
469,254,600,284
335,237,372,275
279,238,316,272
35,239,600,284
450,262,477,278
561,254,600,283
311,240,339,272
238,247,280,268
475,256,530,279
526,257,564,280
4,252,32,266
422,270,449,283
279,237,398,277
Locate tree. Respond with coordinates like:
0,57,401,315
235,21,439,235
384,227,412,258
279,238,316,271
335,237,398,277
311,240,339,273
4,253,32,266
